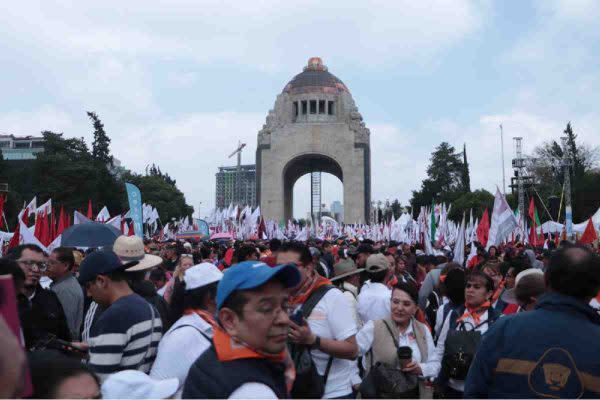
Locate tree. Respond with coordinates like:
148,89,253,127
461,143,471,192
448,189,494,221
390,199,402,220
122,171,193,221
410,142,468,209
88,111,113,166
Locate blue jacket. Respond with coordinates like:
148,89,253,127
464,292,600,398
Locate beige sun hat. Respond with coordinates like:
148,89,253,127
113,235,163,272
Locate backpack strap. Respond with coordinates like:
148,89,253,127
382,320,401,353
300,285,335,318
170,323,212,342
300,285,335,385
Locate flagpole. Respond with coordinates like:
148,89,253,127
500,124,506,195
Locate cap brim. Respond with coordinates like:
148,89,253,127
78,260,139,284
238,263,301,291
150,377,179,399
125,254,163,272
501,288,517,304
331,268,365,282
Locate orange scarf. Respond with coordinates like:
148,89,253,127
184,309,218,328
491,280,505,305
289,273,332,305
457,301,491,326
386,274,398,289
213,327,296,394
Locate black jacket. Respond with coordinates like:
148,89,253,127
18,284,71,350
130,280,171,332
183,345,288,399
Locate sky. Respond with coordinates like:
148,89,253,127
1,0,599,219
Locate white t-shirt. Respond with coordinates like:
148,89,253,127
305,288,358,398
150,313,213,394
357,281,391,324
357,319,439,378
229,383,277,399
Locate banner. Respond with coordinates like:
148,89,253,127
195,219,210,237
125,183,143,238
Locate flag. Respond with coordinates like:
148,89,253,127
0,194,5,229
57,207,66,235
578,218,598,245
36,199,52,216
73,210,92,225
487,187,518,249
430,201,436,245
96,206,110,223
477,209,490,247
86,199,93,220
453,213,466,265
6,219,21,250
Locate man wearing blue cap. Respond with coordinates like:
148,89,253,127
182,260,301,399
77,250,163,382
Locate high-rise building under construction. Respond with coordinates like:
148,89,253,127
215,164,257,209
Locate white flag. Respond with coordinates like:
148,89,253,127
74,210,92,225
36,199,52,215
453,213,466,265
96,206,111,222
487,187,518,249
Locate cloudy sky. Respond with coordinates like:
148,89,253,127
2,0,599,219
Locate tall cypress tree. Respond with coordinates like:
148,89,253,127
88,111,113,166
462,143,471,192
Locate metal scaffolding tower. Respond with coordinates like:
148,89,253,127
311,172,322,225
513,137,525,231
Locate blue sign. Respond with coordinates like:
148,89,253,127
195,219,210,237
125,183,143,238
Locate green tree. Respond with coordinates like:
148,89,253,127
123,171,193,222
88,111,113,166
391,199,402,219
410,142,467,209
448,189,494,221
461,143,471,192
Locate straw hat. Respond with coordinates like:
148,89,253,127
113,235,163,272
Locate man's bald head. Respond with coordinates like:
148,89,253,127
546,245,600,301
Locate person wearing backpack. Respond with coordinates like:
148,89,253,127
279,241,359,399
357,282,438,398
432,271,500,398
150,263,223,394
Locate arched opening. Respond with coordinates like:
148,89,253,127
283,153,343,222
293,173,343,221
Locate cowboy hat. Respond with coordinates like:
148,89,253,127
113,235,163,272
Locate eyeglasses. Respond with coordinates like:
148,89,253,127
17,259,47,272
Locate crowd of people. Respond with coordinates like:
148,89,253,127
0,235,599,399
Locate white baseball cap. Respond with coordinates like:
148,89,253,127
184,262,223,291
101,370,179,399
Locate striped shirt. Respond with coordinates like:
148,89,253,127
88,294,162,381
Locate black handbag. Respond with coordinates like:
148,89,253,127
359,320,418,399
290,285,334,399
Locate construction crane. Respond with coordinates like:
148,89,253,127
228,142,246,206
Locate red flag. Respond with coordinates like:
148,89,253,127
0,194,5,229
554,231,560,247
128,221,135,236
57,206,66,235
40,211,51,247
50,210,57,241
257,217,267,239
529,225,538,247
7,220,21,250
476,209,490,247
33,213,42,241
120,217,126,234
20,207,29,226
528,197,535,222
578,218,598,245
86,199,93,220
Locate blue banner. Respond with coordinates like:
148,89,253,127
125,183,143,238
195,219,210,237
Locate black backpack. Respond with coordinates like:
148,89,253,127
441,308,499,381
290,285,335,399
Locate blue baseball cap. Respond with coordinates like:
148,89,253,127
78,250,138,284
216,261,301,310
